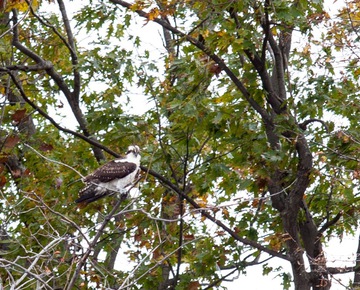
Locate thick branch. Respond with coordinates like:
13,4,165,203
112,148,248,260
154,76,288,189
267,31,287,102
142,165,292,262
11,10,104,161
227,7,284,114
13,74,290,261
0,63,53,72
56,0,81,99
289,134,313,208
8,72,118,158
328,266,356,274
109,0,271,124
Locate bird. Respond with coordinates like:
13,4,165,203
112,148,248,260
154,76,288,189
75,145,141,204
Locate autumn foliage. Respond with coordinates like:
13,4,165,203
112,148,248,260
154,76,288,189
0,0,360,290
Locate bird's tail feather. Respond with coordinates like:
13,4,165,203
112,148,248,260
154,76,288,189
75,184,107,204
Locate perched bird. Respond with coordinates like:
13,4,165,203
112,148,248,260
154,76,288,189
75,145,141,204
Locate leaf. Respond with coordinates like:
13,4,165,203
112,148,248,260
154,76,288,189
4,135,20,149
188,281,200,290
0,154,8,163
147,8,160,21
5,0,39,12
0,175,6,188
11,108,27,123
39,143,54,152
184,234,195,240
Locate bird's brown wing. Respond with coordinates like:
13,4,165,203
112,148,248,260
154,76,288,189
83,161,137,183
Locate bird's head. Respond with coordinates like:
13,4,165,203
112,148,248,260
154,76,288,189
126,145,140,157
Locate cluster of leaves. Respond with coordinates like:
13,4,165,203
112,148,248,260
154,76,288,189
0,0,360,289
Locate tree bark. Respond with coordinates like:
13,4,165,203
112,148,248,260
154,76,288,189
353,233,360,288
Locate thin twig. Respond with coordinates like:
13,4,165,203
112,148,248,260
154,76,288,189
119,239,167,288
12,237,64,289
65,196,126,290
118,236,204,290
23,143,85,178
0,258,52,290
0,4,31,39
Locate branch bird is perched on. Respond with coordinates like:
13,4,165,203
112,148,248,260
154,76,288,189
75,145,141,205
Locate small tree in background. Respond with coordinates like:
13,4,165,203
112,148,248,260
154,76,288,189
0,0,359,289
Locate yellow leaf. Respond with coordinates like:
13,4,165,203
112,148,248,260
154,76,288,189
222,208,229,218
5,0,39,12
147,7,160,21
302,43,311,55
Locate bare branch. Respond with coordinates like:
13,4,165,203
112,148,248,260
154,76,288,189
65,196,127,290
13,238,64,289
56,0,81,99
0,258,53,290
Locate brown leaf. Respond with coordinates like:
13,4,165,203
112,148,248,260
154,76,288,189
184,234,195,241
4,135,20,149
23,168,31,176
134,228,143,242
208,63,222,76
57,100,64,108
39,143,54,152
0,175,6,188
152,248,162,260
0,154,9,163
188,281,200,290
11,108,27,123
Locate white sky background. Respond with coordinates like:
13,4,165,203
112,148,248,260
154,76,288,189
37,0,359,289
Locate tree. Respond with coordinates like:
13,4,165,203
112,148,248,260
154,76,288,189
0,0,359,289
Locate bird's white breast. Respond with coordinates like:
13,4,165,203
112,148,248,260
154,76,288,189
94,151,140,195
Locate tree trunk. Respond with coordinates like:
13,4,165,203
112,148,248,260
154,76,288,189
353,233,360,288
282,205,311,290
